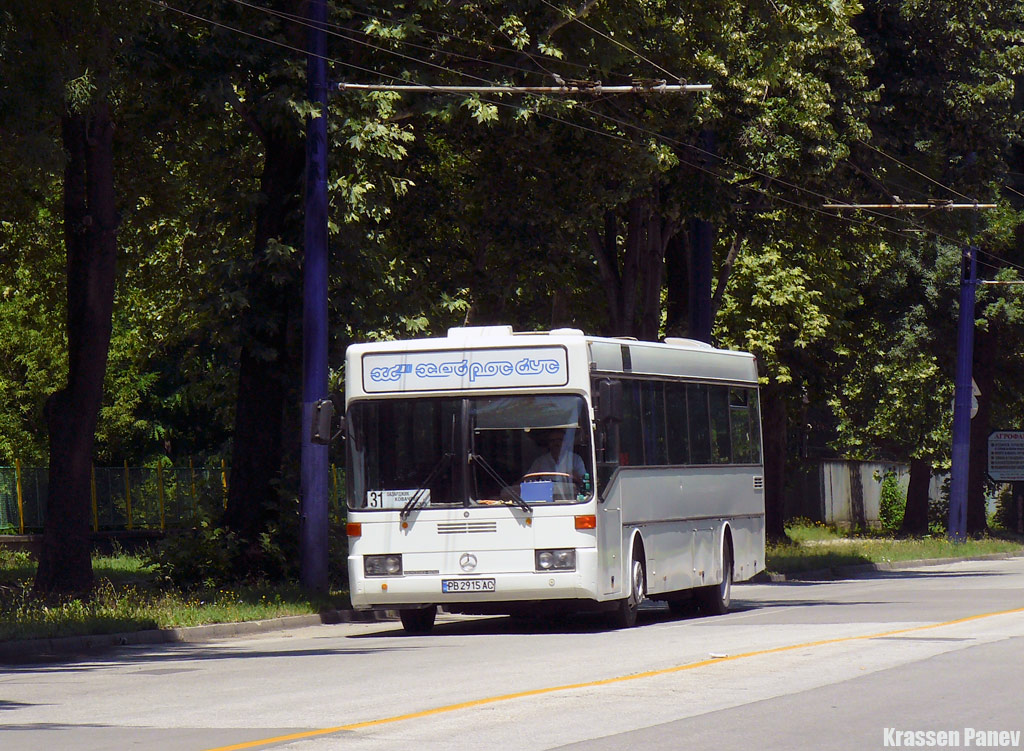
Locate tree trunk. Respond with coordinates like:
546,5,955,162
967,323,995,536
637,201,674,342
620,198,643,334
761,382,788,542
35,105,119,596
899,457,932,536
664,234,689,337
688,218,713,343
589,211,623,335
223,132,304,544
589,196,676,339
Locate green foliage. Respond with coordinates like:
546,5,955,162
0,207,67,464
146,497,301,590
0,548,33,579
878,472,906,531
992,486,1022,533
929,479,950,536
784,518,843,543
715,237,833,385
0,550,347,642
767,530,1022,575
146,516,242,590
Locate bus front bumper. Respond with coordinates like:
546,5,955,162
349,550,601,610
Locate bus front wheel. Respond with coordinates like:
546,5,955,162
400,606,437,635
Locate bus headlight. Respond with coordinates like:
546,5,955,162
365,554,403,576
536,549,575,571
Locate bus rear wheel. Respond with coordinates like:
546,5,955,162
611,552,645,629
399,606,437,635
696,541,733,615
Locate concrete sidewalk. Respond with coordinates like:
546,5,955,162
0,608,397,663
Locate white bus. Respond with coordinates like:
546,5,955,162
340,326,764,633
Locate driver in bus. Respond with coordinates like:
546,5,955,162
526,429,586,482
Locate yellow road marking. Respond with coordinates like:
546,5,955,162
203,605,1024,751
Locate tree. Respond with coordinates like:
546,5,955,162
842,0,1024,535
0,1,146,594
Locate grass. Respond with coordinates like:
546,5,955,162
0,548,350,643
767,520,1024,574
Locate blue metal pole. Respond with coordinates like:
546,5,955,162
301,0,329,592
948,245,977,543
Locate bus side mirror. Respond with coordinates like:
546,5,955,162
311,396,345,445
595,379,622,423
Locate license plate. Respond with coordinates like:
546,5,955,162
441,578,496,593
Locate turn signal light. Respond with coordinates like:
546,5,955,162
346,522,362,537
574,515,596,530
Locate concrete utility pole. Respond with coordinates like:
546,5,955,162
822,201,996,542
300,58,709,589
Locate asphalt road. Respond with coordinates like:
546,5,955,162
4,557,1024,751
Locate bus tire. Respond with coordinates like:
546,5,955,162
696,539,733,616
400,606,437,635
611,550,645,629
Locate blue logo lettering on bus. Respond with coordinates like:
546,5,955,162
416,359,516,381
515,357,561,376
368,364,413,382
414,360,470,378
467,360,514,380
368,356,562,384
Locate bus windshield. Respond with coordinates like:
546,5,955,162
347,395,593,510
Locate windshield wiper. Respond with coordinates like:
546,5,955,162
401,452,453,520
470,453,531,514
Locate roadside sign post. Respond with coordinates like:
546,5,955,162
987,431,1024,534
1017,483,1024,535
987,430,1024,482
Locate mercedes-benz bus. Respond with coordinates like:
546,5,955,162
340,326,764,633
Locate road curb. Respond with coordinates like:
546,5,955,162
0,608,398,663
753,550,1024,583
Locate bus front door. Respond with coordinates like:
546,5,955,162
598,482,623,597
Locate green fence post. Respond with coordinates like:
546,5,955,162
158,462,166,531
91,465,98,532
15,458,25,535
124,460,133,531
221,458,228,508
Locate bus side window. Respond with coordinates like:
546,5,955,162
749,389,763,464
687,384,712,465
641,381,668,465
729,388,753,464
665,383,690,465
709,386,731,464
619,380,644,466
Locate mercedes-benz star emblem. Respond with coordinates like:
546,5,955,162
459,553,478,572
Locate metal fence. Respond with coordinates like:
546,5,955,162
0,461,346,534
